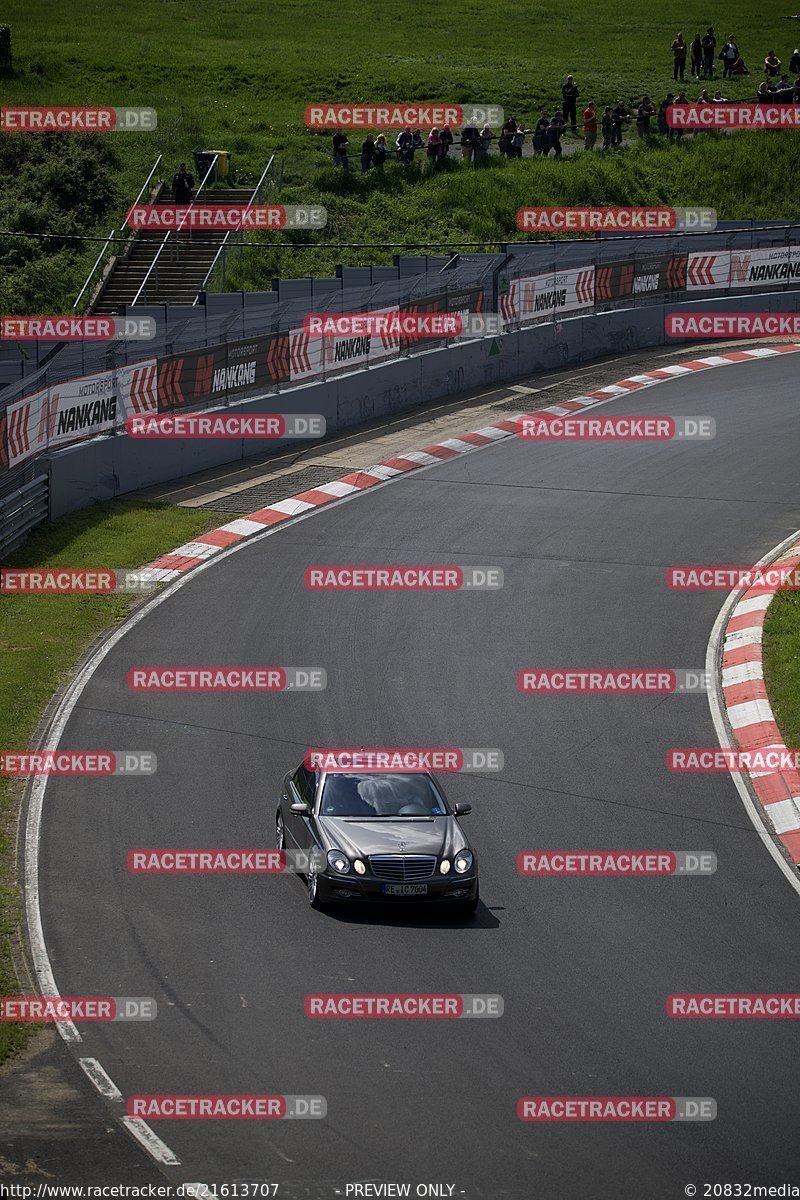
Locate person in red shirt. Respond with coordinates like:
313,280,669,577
583,101,597,150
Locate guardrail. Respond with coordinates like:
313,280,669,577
0,475,48,558
73,154,163,314
3,273,800,549
2,220,798,428
194,154,283,302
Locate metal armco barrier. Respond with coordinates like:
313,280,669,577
0,474,49,558
0,222,799,545
30,288,800,528
2,229,798,465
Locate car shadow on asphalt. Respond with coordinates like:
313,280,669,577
320,901,500,929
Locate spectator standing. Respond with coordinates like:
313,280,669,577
722,36,739,79
332,130,350,170
172,161,195,201
702,27,717,77
690,34,704,79
460,122,478,161
548,110,566,156
636,95,655,136
396,127,414,163
439,125,454,157
673,92,688,138
656,94,673,136
533,111,550,155
764,50,781,77
583,100,597,149
360,135,375,173
477,124,494,162
672,32,687,81
499,114,516,156
511,124,527,157
561,75,580,132
426,127,441,167
373,134,387,169
790,49,800,73
611,98,627,145
412,130,424,152
601,105,613,150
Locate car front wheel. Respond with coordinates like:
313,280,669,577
463,883,480,915
307,864,326,910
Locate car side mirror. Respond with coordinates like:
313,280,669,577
454,802,472,816
290,802,308,815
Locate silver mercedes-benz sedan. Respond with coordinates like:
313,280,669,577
276,764,479,912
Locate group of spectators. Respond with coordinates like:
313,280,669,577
330,38,800,170
671,29,742,79
671,29,800,80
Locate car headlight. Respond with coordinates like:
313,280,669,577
327,850,350,874
439,859,451,874
353,859,366,875
454,850,473,874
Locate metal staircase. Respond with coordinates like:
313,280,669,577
76,156,281,314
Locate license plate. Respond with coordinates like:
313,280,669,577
382,883,428,896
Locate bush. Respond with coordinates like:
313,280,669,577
0,134,119,313
0,24,10,73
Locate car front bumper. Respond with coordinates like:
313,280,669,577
317,871,478,903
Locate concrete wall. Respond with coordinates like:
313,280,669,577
46,289,800,519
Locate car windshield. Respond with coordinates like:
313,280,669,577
319,773,447,818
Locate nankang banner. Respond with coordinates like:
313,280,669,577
728,245,800,288
501,267,595,328
288,306,401,383
595,255,675,302
5,368,119,468
686,244,800,291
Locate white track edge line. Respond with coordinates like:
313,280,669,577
120,1117,182,1166
79,1057,123,1101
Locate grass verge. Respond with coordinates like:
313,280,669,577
0,499,231,1064
1,0,798,307
762,589,800,749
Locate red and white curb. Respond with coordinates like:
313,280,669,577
717,535,800,866
139,344,800,584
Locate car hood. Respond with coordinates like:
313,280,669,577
316,815,468,859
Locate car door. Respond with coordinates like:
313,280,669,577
286,764,315,852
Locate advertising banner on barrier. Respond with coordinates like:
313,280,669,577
158,346,221,413
397,288,484,351
595,255,677,302
288,306,400,383
728,245,800,288
157,338,284,412
5,368,119,469
686,244,800,291
686,250,731,291
502,267,595,328
119,359,158,417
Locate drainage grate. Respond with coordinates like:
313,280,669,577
199,464,356,512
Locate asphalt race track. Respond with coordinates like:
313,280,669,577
34,352,800,1198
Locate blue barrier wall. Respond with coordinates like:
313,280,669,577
45,289,800,519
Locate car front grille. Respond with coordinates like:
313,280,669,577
368,854,437,881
